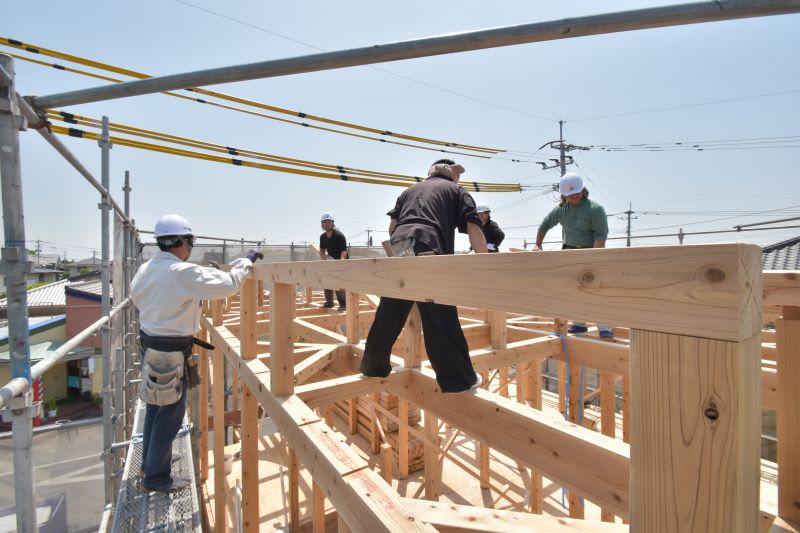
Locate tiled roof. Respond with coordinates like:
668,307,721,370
0,278,69,308
762,235,800,270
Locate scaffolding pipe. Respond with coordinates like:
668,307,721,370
29,1,800,110
99,116,114,507
0,53,37,533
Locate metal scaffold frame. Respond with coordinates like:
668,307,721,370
2,1,800,531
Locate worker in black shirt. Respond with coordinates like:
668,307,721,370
319,212,348,310
476,205,505,253
360,159,487,393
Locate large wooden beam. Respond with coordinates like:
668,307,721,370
257,244,762,341
386,369,630,517
294,344,348,385
763,271,800,307
399,498,627,532
629,331,761,532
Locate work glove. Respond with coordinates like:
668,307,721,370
246,249,264,263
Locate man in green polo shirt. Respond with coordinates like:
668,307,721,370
533,172,613,339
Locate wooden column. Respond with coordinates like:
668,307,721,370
288,448,300,530
240,278,259,532
305,286,313,304
380,442,394,484
424,410,441,500
348,399,358,434
198,326,210,481
482,310,507,486
554,318,567,414
212,343,227,532
630,331,761,532
346,291,360,343
525,359,543,514
599,370,617,522
622,375,630,444
270,282,296,396
565,320,584,519
404,305,422,368
313,481,326,533
398,399,410,479
370,392,381,454
776,306,800,523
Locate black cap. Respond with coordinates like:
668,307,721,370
432,158,456,166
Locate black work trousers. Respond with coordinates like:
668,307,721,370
324,289,346,308
361,297,477,392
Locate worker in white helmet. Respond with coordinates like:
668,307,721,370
318,212,348,310
131,214,262,493
475,205,505,253
533,174,613,339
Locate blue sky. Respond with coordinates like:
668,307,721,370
4,1,800,258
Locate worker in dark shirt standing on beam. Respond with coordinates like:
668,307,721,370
319,212,348,310
361,159,487,393
476,205,505,253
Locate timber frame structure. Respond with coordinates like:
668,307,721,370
190,245,800,532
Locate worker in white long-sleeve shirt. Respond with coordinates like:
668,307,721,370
131,214,262,493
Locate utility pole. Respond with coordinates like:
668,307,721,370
35,239,40,266
625,203,638,247
366,228,373,248
535,120,590,178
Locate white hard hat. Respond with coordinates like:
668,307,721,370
320,212,334,222
476,205,490,213
559,173,585,196
154,214,194,238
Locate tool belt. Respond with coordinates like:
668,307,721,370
139,332,215,406
562,244,591,250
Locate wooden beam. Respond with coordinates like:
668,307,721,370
629,330,761,532
270,282,296,396
387,369,630,517
257,244,763,341
763,271,800,307
294,344,347,385
294,317,348,344
469,336,560,373
776,306,800,523
399,498,628,532
295,372,406,408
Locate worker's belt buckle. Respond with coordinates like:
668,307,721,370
416,251,436,256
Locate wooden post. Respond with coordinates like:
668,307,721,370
337,515,351,533
776,306,800,523
313,481,326,533
479,443,490,489
554,319,567,414
348,399,358,434
630,331,761,532
398,399,410,479
525,359,543,514
257,279,264,307
324,403,335,427
380,442,394,484
599,370,616,522
240,278,260,532
622,375,630,444
288,448,300,530
346,291,359,343
404,305,422,368
424,410,441,500
198,327,210,481
567,362,584,518
212,347,227,532
270,282,296,396
370,393,380,454
305,286,313,304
